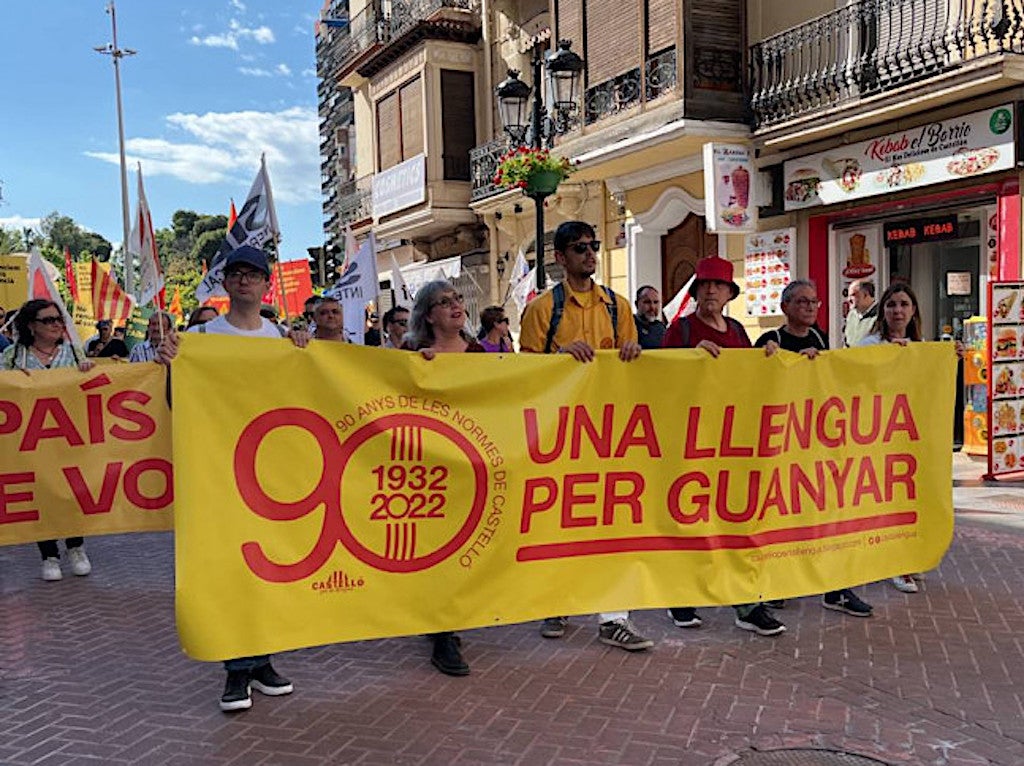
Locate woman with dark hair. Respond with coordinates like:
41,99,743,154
401,280,480,676
2,299,96,581
857,282,960,593
477,305,512,353
186,306,219,329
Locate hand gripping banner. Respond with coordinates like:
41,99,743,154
171,337,955,661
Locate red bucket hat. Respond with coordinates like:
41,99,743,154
688,257,740,301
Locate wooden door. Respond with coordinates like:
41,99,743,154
661,213,717,298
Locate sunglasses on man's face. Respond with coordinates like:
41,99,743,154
568,241,601,254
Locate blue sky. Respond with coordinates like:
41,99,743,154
0,0,325,260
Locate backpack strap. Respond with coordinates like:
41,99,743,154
810,326,827,349
198,324,207,334
601,286,619,348
543,283,567,354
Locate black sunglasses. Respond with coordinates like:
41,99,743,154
568,241,601,254
34,315,66,325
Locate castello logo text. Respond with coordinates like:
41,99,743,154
311,570,365,593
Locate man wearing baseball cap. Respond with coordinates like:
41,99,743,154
661,257,787,638
158,244,309,712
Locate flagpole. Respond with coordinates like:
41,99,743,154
95,1,136,294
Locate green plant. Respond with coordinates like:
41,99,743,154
494,147,574,190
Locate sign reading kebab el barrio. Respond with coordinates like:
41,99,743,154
172,337,955,661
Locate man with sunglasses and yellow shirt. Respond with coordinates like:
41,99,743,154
518,221,651,652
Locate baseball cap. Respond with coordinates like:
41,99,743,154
96,319,112,329
224,245,271,276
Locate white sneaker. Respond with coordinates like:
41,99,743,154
891,575,918,593
67,547,91,576
41,558,63,581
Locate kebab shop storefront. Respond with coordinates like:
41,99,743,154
782,103,1022,449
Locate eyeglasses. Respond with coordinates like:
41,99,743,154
430,293,464,310
392,319,408,326
224,269,265,283
33,315,65,325
790,298,822,308
568,241,601,254
495,317,509,324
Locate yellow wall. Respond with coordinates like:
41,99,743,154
747,0,833,42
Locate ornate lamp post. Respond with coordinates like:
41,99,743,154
495,40,584,289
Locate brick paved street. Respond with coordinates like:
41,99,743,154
2,455,1023,766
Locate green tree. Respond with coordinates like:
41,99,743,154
191,229,225,266
171,210,200,241
192,214,228,238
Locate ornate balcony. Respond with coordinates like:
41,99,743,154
469,137,511,202
583,47,678,126
751,0,1024,131
330,0,481,82
336,176,373,226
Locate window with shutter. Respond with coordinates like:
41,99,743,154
441,70,476,181
400,77,424,160
557,0,583,57
376,91,401,171
586,0,641,84
646,0,676,54
688,1,743,93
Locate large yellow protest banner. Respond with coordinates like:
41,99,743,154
0,254,29,310
172,336,955,661
0,363,173,545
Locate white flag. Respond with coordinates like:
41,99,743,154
197,154,280,302
128,164,164,308
326,232,379,345
26,248,81,351
510,265,538,317
663,273,697,323
390,253,413,308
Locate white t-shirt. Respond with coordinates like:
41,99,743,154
188,315,283,339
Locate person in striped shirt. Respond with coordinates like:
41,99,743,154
129,311,175,363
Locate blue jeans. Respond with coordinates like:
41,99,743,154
223,655,270,672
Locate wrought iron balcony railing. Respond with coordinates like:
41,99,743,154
469,137,511,202
583,47,678,125
327,0,479,74
751,0,1024,130
336,176,373,224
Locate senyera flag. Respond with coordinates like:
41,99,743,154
128,163,165,309
663,273,697,323
91,258,134,324
64,246,80,303
27,248,80,350
196,155,279,303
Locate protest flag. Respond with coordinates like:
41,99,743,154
326,232,378,345
196,154,279,302
91,258,134,324
390,253,413,308
128,164,165,309
64,246,79,303
663,273,697,323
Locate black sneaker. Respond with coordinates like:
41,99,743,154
540,616,567,638
668,608,702,628
598,620,654,651
250,662,293,696
219,670,252,712
431,633,470,676
734,605,786,636
822,589,873,617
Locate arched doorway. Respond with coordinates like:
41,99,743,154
661,213,718,298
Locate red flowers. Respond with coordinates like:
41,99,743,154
494,147,574,191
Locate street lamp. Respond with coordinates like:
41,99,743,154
495,39,584,289
95,1,136,294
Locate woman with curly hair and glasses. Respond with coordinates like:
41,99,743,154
2,299,96,581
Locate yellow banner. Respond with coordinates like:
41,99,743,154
0,254,29,310
172,337,955,660
0,362,173,545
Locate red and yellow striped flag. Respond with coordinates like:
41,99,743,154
91,258,134,324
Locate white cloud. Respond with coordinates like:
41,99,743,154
230,0,247,11
275,63,292,76
0,216,41,232
239,66,273,77
189,19,274,50
301,68,316,77
84,107,320,205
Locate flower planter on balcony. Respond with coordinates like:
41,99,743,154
525,170,562,197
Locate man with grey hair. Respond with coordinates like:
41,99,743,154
843,279,877,348
129,311,176,363
755,278,873,618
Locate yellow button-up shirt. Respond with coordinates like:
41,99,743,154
519,281,637,353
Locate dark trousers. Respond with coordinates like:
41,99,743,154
37,538,83,560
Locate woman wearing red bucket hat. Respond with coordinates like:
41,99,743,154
661,257,788,638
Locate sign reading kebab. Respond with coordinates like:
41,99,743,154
171,338,955,661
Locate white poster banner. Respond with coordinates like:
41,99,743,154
744,228,794,317
784,104,1015,211
326,233,379,345
703,143,757,233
